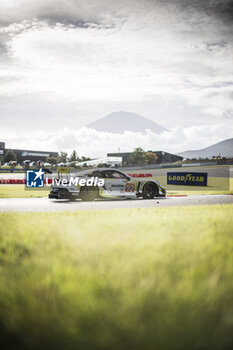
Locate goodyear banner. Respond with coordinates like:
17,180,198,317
167,172,208,186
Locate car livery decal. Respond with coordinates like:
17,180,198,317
125,183,135,192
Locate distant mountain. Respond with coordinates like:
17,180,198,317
87,111,168,134
178,138,233,159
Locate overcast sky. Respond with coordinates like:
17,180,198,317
0,0,233,157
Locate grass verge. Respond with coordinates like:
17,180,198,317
0,185,49,198
0,205,233,350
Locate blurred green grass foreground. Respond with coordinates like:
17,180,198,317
0,205,233,350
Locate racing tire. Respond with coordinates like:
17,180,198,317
142,182,158,199
80,186,99,201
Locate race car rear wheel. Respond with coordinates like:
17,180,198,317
80,186,99,201
142,182,158,199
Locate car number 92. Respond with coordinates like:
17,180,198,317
125,183,135,192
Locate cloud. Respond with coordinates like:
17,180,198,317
159,0,233,25
1,13,232,109
0,0,117,26
0,0,232,152
1,1,233,27
2,123,233,157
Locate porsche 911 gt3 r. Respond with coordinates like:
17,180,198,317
49,168,166,201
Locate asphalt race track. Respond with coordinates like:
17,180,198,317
0,195,233,212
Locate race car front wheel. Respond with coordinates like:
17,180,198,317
80,186,99,201
142,182,158,199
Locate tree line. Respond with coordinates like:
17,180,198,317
0,150,91,165
46,150,91,165
128,148,158,166
1,148,159,167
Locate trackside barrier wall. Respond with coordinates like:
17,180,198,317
0,179,53,184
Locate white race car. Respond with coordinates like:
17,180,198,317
49,168,166,201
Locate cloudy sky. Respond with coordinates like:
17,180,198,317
0,0,233,157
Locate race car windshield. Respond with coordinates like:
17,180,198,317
102,171,128,179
